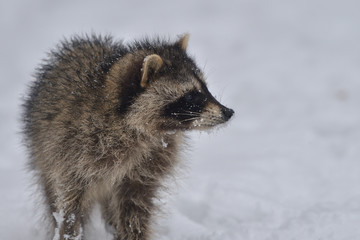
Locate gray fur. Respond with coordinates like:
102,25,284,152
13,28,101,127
22,34,233,240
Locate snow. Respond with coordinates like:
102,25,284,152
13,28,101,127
161,138,168,148
1,0,360,239
53,210,65,240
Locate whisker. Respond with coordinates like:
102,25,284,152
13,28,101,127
179,117,200,123
181,110,203,115
171,112,201,117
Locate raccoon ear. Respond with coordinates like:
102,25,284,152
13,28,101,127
141,54,163,88
175,33,190,51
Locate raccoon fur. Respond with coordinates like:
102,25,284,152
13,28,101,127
22,34,234,240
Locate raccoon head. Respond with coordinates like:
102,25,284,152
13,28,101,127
122,34,234,133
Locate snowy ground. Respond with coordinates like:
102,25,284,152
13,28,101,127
1,0,360,239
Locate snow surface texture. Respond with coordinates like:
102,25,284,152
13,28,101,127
1,0,360,239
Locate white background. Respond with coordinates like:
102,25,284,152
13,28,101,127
1,0,360,239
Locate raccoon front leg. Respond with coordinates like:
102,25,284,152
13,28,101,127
102,177,158,240
43,179,87,240
52,209,84,240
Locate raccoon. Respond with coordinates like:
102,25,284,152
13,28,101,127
22,34,234,240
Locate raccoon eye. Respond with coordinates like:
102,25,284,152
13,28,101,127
184,92,193,101
163,90,208,121
184,91,205,104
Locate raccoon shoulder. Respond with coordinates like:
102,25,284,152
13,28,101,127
23,35,125,135
38,34,124,87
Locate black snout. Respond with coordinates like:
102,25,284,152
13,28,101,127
221,107,234,121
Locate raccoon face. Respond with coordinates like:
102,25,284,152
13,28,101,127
141,59,233,131
135,75,234,132
124,35,234,133
159,73,233,131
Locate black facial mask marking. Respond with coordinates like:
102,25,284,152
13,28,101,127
163,90,208,121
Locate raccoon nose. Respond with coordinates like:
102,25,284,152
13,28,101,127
221,107,234,121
